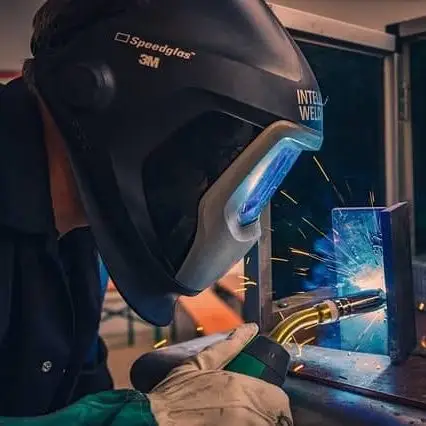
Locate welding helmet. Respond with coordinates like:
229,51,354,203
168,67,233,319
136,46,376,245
32,0,323,325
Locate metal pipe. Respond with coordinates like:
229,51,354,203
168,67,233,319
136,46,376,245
269,289,386,345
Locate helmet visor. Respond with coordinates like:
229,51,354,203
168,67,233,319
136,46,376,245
177,121,322,292
236,138,302,227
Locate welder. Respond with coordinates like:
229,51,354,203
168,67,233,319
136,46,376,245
0,0,323,424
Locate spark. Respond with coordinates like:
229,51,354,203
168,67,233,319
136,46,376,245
292,336,302,357
302,217,327,238
369,191,376,207
280,190,299,205
293,364,305,373
354,311,381,351
420,336,426,349
290,295,314,301
331,182,346,205
302,218,355,261
298,227,307,239
278,311,285,321
196,326,204,332
295,272,308,277
238,275,251,281
290,247,325,262
290,247,310,256
300,336,316,347
330,260,354,275
313,156,330,182
246,257,251,265
345,180,353,197
263,226,275,232
234,288,248,294
296,267,310,272
271,257,289,263
418,302,425,312
312,156,345,203
303,217,356,264
303,323,319,331
153,339,168,349
240,281,257,287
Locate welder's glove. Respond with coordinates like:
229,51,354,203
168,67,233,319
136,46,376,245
147,323,293,426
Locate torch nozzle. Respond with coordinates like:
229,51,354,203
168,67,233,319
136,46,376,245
269,289,386,345
330,289,386,319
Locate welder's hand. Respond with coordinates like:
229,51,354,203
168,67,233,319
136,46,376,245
147,323,293,426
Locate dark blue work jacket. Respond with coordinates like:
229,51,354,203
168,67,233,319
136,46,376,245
0,78,113,416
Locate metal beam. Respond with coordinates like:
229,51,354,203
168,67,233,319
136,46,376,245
383,53,400,207
268,2,396,53
398,43,416,253
243,204,273,333
389,16,426,39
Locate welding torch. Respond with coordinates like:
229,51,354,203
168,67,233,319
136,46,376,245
130,289,386,393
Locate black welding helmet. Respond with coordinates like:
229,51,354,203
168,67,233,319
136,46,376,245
32,0,323,325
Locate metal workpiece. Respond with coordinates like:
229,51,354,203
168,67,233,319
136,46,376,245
286,344,426,411
286,376,426,426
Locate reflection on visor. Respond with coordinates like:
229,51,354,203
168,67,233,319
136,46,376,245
237,138,302,226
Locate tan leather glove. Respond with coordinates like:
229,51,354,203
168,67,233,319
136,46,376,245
147,323,293,426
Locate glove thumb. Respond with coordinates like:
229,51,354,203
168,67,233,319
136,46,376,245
181,323,259,372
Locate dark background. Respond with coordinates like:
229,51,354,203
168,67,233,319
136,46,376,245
411,39,426,255
271,41,385,300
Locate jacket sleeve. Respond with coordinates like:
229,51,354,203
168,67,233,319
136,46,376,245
0,391,158,426
70,337,114,403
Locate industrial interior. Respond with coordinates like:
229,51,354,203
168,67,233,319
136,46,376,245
1,1,426,425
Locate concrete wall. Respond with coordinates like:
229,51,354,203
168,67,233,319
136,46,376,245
2,1,426,70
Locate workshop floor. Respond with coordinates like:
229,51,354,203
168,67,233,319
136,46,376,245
417,311,426,348
101,314,156,389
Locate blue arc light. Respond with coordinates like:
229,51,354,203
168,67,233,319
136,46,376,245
237,138,302,226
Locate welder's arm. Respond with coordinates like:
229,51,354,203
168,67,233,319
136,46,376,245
0,324,292,425
0,391,157,425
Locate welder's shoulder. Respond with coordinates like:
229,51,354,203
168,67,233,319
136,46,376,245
0,78,52,233
0,78,40,150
